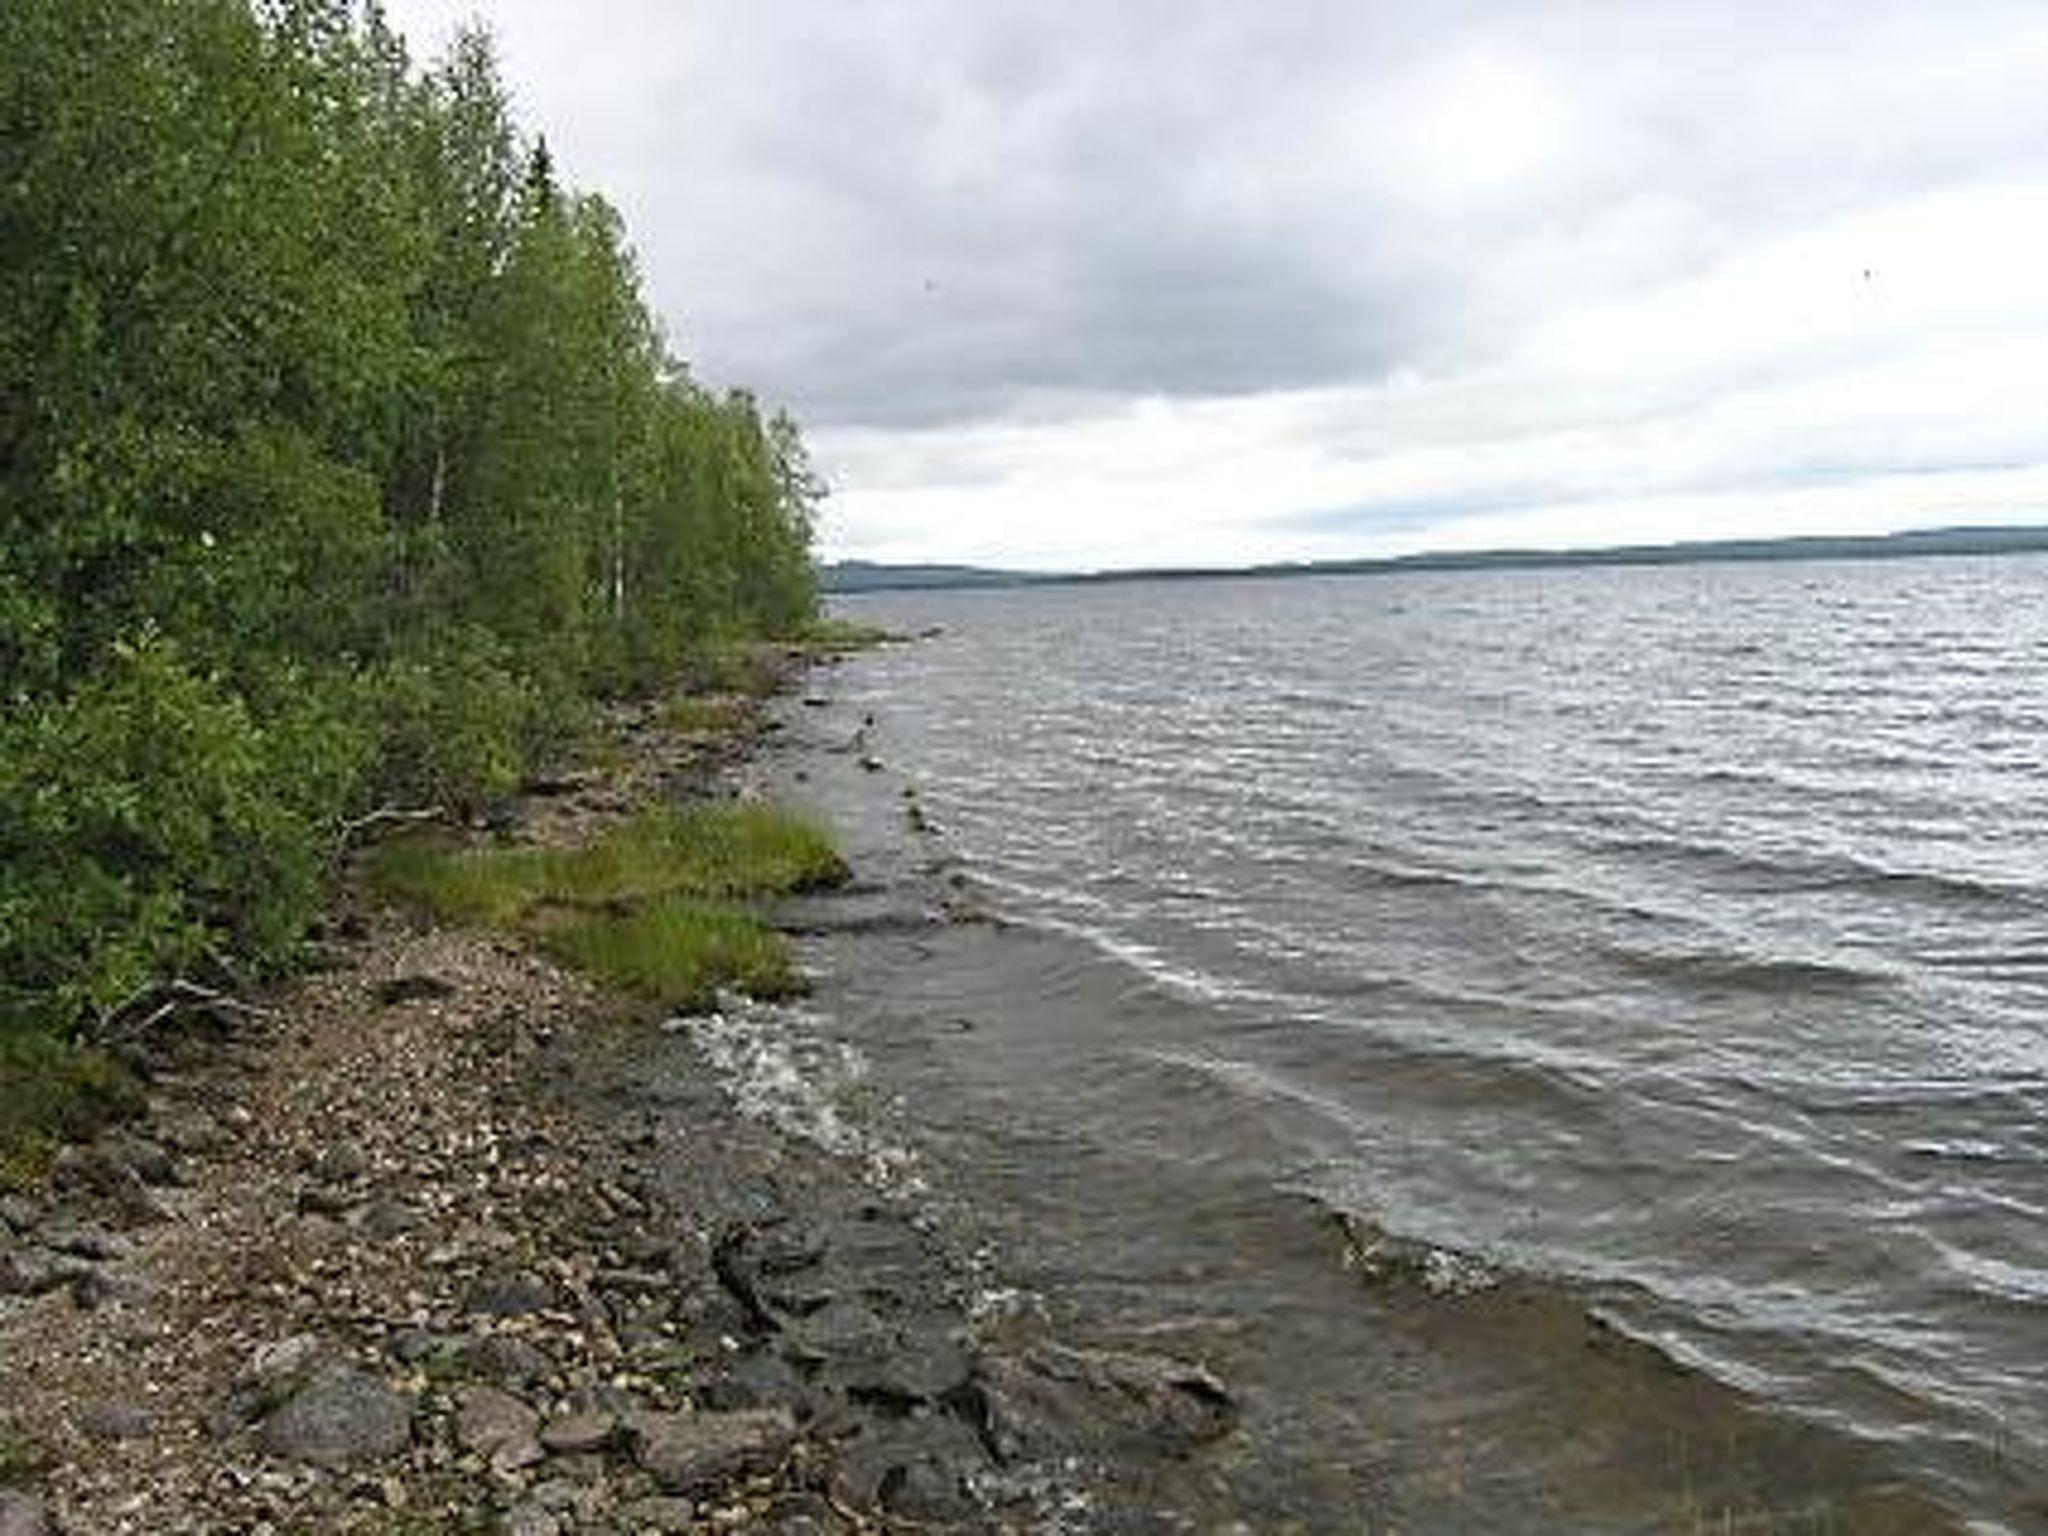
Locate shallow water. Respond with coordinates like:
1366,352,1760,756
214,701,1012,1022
791,556,2048,1530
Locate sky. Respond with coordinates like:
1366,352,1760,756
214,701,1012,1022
379,0,2048,572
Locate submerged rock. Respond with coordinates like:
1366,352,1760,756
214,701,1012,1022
964,1344,1236,1464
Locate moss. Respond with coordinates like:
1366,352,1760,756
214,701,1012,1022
0,1031,145,1193
540,897,800,1012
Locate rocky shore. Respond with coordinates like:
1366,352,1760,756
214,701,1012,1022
0,672,1241,1535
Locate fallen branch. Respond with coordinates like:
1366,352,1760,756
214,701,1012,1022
338,804,446,842
94,977,277,1046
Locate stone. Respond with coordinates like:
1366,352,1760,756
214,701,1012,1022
258,1365,412,1466
241,1333,330,1398
500,1502,561,1536
462,1333,555,1386
0,1196,41,1235
355,1198,420,1239
538,1411,616,1456
615,1494,697,1532
377,974,458,1006
463,1269,557,1318
0,1246,70,1298
79,1401,154,1440
0,1491,50,1536
38,1224,126,1262
112,1134,180,1187
966,1345,1236,1464
453,1386,541,1466
627,1407,796,1495
68,1265,153,1311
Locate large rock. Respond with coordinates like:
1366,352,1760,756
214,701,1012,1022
454,1385,542,1470
463,1269,558,1318
627,1407,796,1494
964,1344,1236,1464
0,1492,49,1536
258,1365,412,1466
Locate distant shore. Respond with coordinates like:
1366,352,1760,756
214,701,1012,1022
823,519,2048,592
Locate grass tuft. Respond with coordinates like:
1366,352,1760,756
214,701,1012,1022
658,694,758,739
795,616,901,652
369,802,844,1012
540,897,800,1012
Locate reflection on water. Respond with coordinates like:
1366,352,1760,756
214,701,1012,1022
823,555,2048,1530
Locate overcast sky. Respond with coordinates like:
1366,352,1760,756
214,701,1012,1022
380,0,2048,571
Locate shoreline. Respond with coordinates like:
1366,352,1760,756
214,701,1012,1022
0,655,1238,1534
0,637,1995,1533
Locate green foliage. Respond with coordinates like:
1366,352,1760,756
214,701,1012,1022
540,897,800,1012
0,1031,144,1192
366,631,545,814
0,0,826,1044
0,640,354,1031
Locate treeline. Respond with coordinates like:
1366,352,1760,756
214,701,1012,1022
0,0,823,1039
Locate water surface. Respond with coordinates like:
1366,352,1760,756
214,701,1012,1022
795,557,2048,1529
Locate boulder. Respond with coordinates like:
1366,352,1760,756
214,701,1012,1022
454,1385,541,1469
626,1407,796,1494
258,1365,411,1466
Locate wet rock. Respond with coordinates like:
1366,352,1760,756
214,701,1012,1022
0,1491,50,1536
964,1344,1236,1464
626,1407,797,1494
79,1401,154,1440
258,1365,412,1466
538,1410,616,1456
464,1268,558,1318
830,1418,988,1522
454,1385,542,1468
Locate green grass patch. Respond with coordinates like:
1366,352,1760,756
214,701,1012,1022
0,1031,145,1193
682,642,782,698
369,802,845,1012
658,694,759,738
540,897,799,1012
0,1422,48,1487
371,804,844,924
795,616,901,651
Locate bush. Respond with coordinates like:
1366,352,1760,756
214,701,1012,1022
0,638,354,1032
365,630,545,815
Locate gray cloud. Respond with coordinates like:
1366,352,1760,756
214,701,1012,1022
383,0,2048,563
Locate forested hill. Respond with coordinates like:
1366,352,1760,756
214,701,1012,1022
0,2,823,1048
